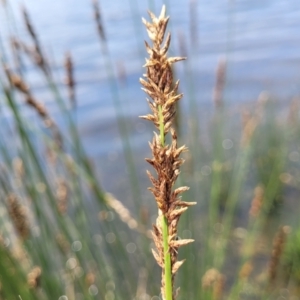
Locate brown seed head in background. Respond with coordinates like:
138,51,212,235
7,194,30,240
93,0,106,41
268,225,291,284
27,266,42,289
64,52,76,108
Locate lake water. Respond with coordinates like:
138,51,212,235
1,0,300,201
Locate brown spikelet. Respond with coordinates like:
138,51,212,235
7,194,30,240
4,66,62,148
10,37,22,71
27,266,42,289
240,92,268,148
56,178,68,214
202,268,225,300
213,274,225,300
11,243,29,264
45,147,58,165
11,36,28,54
22,7,49,75
249,185,264,219
22,7,37,43
13,157,24,178
239,261,253,280
56,233,70,255
105,193,151,237
141,6,195,298
212,58,226,108
241,110,258,148
202,268,221,288
64,52,76,108
92,0,106,41
85,272,96,286
11,36,42,71
5,66,29,94
268,226,291,284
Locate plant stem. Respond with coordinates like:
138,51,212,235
163,214,172,300
159,105,165,146
159,104,172,300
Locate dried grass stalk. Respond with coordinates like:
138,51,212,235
140,6,196,299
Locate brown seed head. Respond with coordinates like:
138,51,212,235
64,52,76,108
241,92,268,148
141,6,195,298
268,226,290,284
202,268,225,299
105,193,150,237
22,7,49,74
27,266,42,289
85,272,96,286
7,194,30,240
56,233,70,255
22,7,37,42
4,66,29,93
239,261,253,280
4,66,62,148
140,6,185,134
13,157,24,178
93,0,106,41
56,178,68,214
249,185,264,219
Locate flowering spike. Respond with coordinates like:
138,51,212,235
140,6,195,299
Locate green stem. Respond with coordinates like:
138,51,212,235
163,214,172,300
159,105,165,146
158,105,172,300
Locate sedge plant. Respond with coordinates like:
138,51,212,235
2,1,300,299
140,5,196,299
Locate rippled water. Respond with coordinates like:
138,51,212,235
1,0,300,199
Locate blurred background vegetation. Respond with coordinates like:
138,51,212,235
1,0,300,299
